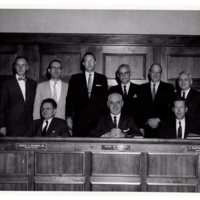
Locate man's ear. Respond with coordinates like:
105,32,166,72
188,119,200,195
185,107,188,113
53,108,57,116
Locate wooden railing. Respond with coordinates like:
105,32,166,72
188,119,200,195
0,137,200,192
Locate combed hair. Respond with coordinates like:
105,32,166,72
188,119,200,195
41,98,57,109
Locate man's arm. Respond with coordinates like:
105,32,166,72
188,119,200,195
33,84,42,120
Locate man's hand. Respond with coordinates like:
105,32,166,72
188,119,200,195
0,127,7,136
66,117,73,136
101,128,125,138
146,118,161,129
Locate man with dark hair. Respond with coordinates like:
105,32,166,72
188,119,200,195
33,59,68,120
66,52,108,137
109,64,139,125
0,56,37,136
158,96,198,139
28,98,70,137
90,93,142,138
138,63,174,138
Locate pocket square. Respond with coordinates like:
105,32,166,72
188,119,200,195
133,94,138,98
96,84,102,87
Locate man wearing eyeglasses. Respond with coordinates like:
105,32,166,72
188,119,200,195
109,64,139,125
33,59,68,124
0,56,37,136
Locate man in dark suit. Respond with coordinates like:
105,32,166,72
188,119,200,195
177,71,200,122
90,93,142,138
0,56,37,137
66,52,108,137
138,63,174,138
158,96,198,139
28,98,70,137
108,64,139,125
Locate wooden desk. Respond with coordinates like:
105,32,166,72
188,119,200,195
0,137,200,192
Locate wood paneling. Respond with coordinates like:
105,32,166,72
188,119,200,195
35,152,84,175
0,152,27,174
92,153,140,175
0,182,27,191
91,184,140,191
148,154,197,177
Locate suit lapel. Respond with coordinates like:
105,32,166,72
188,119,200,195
46,118,56,136
14,77,25,102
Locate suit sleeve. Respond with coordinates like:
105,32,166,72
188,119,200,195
126,117,143,137
65,76,75,118
90,118,105,137
60,120,70,137
0,82,8,128
33,84,42,120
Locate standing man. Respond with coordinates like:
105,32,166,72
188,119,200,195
28,98,70,137
109,64,139,124
138,63,174,138
33,59,68,120
0,56,37,137
177,71,200,121
66,52,108,137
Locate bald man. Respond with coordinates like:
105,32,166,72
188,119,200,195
90,93,142,138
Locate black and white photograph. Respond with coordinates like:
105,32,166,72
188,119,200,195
1,1,200,198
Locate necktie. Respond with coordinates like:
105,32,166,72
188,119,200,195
182,92,185,99
123,85,127,97
42,120,48,136
113,116,117,128
18,77,26,81
88,73,92,98
152,83,156,100
53,81,58,101
178,121,182,139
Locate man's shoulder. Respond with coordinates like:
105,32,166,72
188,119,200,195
94,72,107,79
27,77,37,85
160,81,174,89
53,117,66,124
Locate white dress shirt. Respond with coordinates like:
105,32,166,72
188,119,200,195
42,117,53,131
16,74,26,101
49,79,61,102
181,88,190,99
111,113,121,128
151,81,160,95
85,71,94,88
176,118,186,139
121,82,130,95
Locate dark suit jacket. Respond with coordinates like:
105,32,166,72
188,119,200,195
108,82,139,124
138,81,174,138
90,114,142,137
177,88,200,121
0,76,36,136
28,117,70,137
157,117,196,139
66,72,108,137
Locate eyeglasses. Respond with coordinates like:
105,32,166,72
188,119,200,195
50,67,62,70
118,71,130,76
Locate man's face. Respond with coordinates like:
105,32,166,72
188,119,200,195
118,66,131,84
41,102,56,120
108,94,123,115
178,73,192,91
14,58,29,77
83,55,96,72
48,61,62,80
173,100,187,120
149,64,162,83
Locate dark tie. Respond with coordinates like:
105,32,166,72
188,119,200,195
88,73,92,98
152,83,156,100
113,116,117,128
18,77,26,81
182,92,185,99
42,120,48,136
177,121,182,139
123,85,127,97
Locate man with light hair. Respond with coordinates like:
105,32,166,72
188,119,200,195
90,93,142,138
177,71,200,121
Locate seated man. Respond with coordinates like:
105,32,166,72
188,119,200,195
90,93,142,138
158,96,198,139
28,98,70,137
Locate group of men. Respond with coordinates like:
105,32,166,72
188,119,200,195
0,52,200,139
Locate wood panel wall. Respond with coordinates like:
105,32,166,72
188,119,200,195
1,138,200,192
0,33,200,89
